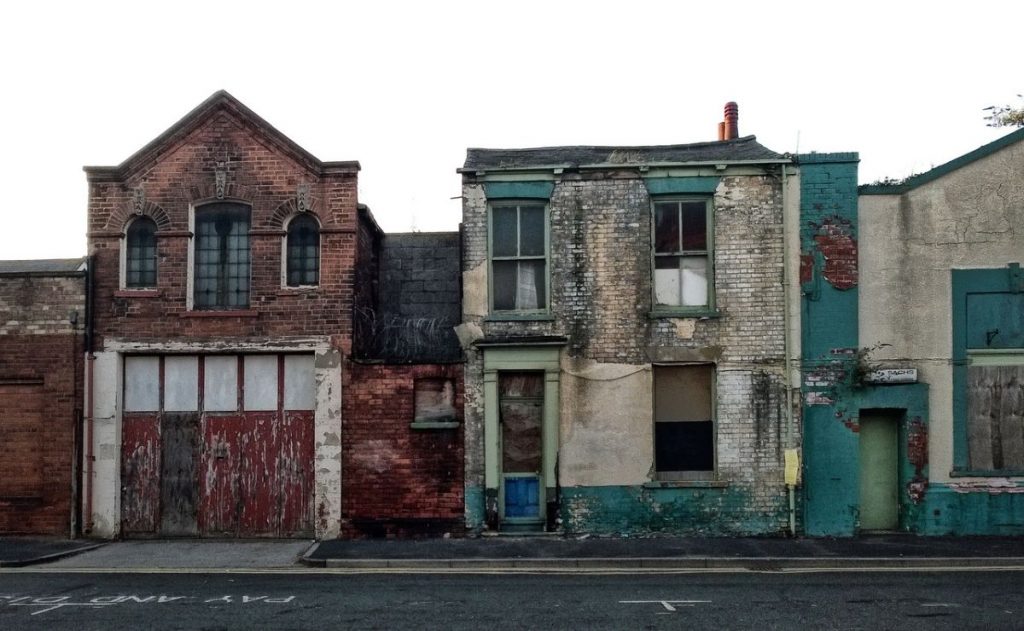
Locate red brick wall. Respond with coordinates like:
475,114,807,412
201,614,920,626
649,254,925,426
342,363,465,537
0,275,84,535
86,107,358,352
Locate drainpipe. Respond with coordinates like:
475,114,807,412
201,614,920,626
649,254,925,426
83,255,95,535
781,163,797,537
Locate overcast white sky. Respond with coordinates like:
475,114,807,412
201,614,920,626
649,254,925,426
1,1,1020,259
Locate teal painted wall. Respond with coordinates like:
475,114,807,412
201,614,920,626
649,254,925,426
465,485,486,532
797,153,862,536
915,485,1024,535
560,485,788,536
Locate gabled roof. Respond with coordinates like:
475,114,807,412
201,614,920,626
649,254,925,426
461,135,786,172
84,90,359,181
860,126,1024,195
0,257,87,276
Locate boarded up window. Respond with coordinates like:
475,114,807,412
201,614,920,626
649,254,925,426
244,355,278,411
499,372,543,474
654,365,714,477
124,356,160,412
284,355,315,411
204,356,238,412
414,378,456,421
164,356,198,412
968,363,1024,471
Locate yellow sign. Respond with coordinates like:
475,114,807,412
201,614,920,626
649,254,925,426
784,448,800,486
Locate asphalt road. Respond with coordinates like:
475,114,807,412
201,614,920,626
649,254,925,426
1,570,1021,630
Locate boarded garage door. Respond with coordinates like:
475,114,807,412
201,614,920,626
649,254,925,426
121,354,314,537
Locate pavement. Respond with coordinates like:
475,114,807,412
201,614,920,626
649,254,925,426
4,534,1024,571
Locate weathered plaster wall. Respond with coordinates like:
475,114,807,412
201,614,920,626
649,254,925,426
462,167,793,534
860,141,1024,485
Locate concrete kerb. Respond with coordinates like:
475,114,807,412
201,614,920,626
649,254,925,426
0,543,106,568
304,556,1024,571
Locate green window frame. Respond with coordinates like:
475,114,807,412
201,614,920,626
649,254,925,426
650,197,715,316
488,202,549,316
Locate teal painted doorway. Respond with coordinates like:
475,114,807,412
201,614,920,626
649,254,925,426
499,372,544,527
859,411,899,531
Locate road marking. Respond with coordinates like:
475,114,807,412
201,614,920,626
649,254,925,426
922,603,961,608
620,600,711,612
1,594,296,617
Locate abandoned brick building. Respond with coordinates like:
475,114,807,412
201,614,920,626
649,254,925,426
457,105,803,535
0,259,86,535
78,91,462,539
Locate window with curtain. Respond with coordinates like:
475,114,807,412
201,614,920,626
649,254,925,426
490,203,547,312
286,214,320,286
194,202,251,309
125,216,158,288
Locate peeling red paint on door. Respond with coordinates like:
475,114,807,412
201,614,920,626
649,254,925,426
200,411,313,537
121,413,161,533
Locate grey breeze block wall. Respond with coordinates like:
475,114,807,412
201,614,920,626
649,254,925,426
461,170,793,535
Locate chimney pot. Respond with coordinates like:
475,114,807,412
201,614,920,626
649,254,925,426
724,101,739,140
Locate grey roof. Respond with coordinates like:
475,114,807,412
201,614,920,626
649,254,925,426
0,257,87,275
463,135,785,171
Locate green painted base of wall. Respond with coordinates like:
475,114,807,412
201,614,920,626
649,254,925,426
911,484,1024,536
560,485,789,536
465,485,486,532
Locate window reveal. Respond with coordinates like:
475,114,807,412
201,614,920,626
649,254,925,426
653,365,715,478
653,200,711,308
126,216,158,288
194,202,250,309
414,378,457,422
491,204,546,311
286,214,320,286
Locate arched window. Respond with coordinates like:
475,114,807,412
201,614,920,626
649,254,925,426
125,216,158,288
286,214,320,286
194,202,251,309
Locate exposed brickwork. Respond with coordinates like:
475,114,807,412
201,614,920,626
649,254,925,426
0,274,85,535
811,216,858,290
342,363,465,537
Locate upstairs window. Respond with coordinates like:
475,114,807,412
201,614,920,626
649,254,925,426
653,199,713,310
490,203,547,312
125,216,158,288
286,214,320,287
194,202,250,309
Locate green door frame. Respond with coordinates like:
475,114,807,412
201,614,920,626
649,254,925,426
482,345,561,529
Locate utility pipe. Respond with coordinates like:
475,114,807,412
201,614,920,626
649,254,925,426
83,255,95,535
781,162,798,537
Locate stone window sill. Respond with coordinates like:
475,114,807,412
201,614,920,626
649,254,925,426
180,310,259,318
648,309,720,320
484,313,554,322
950,468,1024,478
114,289,161,298
643,480,730,489
410,421,461,430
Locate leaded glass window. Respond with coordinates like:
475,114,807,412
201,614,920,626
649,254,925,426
194,203,250,309
286,214,319,286
126,217,157,288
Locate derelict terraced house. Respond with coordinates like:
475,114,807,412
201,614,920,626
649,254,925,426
458,105,804,535
82,91,463,539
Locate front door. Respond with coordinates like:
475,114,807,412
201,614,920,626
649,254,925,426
859,411,899,531
499,372,544,527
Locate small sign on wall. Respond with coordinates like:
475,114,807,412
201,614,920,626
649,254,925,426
864,367,918,384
